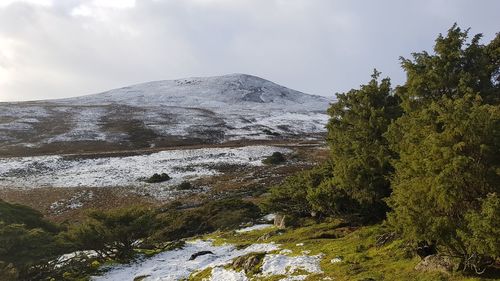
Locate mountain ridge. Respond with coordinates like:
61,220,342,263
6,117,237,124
0,74,331,157
51,73,331,110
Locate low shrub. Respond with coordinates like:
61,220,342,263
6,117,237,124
176,181,192,190
262,152,286,165
65,206,157,262
146,173,171,183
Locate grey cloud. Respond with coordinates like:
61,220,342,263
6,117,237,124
0,0,498,101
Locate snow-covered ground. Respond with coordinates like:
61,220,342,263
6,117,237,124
0,74,331,151
92,240,280,281
0,146,290,197
92,239,323,281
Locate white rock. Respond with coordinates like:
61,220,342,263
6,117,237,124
330,257,342,264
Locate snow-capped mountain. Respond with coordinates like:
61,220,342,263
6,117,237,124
0,74,332,156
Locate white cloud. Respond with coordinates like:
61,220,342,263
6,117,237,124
0,0,499,102
0,0,52,7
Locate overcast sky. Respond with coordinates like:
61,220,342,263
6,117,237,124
0,0,498,102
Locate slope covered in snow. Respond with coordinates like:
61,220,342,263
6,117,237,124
0,74,331,156
63,73,329,110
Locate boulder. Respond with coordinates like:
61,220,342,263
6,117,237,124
189,251,214,261
232,253,264,273
414,255,455,274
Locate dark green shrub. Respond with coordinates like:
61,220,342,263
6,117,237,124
262,152,286,165
326,69,400,218
0,200,68,280
146,173,171,183
176,181,192,190
263,164,333,218
153,199,261,242
387,25,500,272
0,199,59,233
65,206,157,261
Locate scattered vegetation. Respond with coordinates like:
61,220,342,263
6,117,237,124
208,220,492,281
0,198,262,280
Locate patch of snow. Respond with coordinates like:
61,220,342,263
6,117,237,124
50,191,93,214
0,122,33,131
92,240,279,281
260,254,323,276
236,224,273,233
0,146,290,199
209,267,248,281
45,107,107,143
279,275,308,281
57,250,98,266
262,214,276,222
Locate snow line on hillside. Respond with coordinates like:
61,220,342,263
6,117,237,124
0,145,290,193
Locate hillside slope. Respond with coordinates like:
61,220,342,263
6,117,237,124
0,74,331,156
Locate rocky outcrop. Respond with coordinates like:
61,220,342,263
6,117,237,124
232,253,265,274
414,255,455,274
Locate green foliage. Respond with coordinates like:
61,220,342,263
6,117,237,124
0,200,66,280
262,152,286,165
0,199,59,233
263,164,333,217
306,177,359,217
65,206,157,261
398,24,500,111
0,223,63,277
153,199,261,242
459,193,500,270
387,25,500,270
201,199,261,230
176,181,193,190
0,261,18,281
146,173,171,183
327,70,401,219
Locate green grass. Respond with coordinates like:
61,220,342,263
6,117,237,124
200,220,496,281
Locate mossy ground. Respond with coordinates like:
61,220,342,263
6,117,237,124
198,220,497,281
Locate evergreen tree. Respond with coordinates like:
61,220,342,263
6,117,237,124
326,70,401,219
387,25,500,271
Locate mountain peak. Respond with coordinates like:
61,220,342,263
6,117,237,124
59,74,330,111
